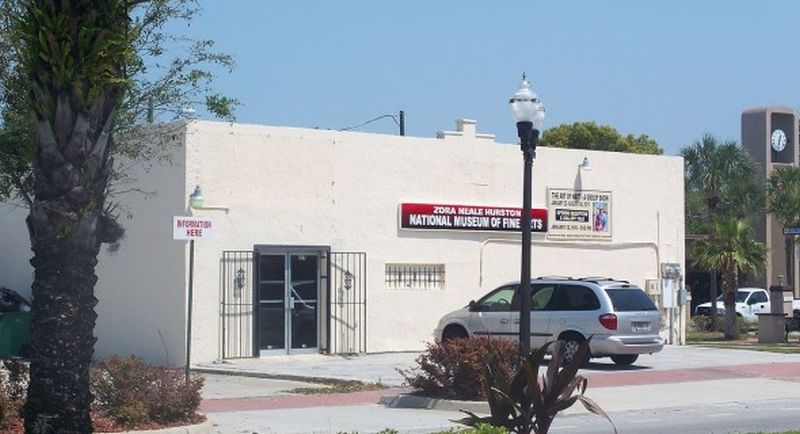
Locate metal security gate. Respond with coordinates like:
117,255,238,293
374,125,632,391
220,251,254,359
328,252,367,354
221,249,367,358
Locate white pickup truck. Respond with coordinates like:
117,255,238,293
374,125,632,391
694,287,800,322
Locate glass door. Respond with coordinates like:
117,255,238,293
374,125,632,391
257,254,287,353
289,254,318,351
256,251,319,355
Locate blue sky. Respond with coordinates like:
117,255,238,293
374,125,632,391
185,1,800,155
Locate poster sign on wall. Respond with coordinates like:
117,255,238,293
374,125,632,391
547,189,612,241
400,203,548,233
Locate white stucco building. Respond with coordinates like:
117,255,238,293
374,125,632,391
0,119,686,365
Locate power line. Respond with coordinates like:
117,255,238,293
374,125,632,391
338,113,401,132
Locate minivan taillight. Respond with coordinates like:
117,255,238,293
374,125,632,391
599,313,617,330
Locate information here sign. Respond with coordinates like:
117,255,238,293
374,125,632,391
173,216,215,240
547,188,612,241
400,203,548,232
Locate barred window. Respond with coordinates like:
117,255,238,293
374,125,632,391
385,264,445,290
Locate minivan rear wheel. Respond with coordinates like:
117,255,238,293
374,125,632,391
610,354,639,366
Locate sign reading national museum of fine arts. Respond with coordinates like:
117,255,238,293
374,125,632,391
400,203,548,233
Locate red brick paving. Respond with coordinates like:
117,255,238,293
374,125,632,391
201,362,800,413
585,361,800,388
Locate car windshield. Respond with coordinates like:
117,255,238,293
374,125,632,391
605,288,657,311
716,291,750,303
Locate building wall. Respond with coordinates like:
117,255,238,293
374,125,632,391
0,124,189,366
0,119,685,365
0,203,33,299
93,126,189,365
185,120,685,361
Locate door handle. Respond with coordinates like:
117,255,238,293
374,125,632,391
513,319,520,325
500,319,509,324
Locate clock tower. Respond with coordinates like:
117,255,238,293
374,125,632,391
742,106,799,291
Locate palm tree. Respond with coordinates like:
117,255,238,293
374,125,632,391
17,2,131,431
691,217,767,339
682,135,760,329
682,135,759,216
766,167,800,288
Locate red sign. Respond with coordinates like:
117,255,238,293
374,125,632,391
400,203,548,232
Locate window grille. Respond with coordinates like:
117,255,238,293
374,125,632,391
385,263,445,290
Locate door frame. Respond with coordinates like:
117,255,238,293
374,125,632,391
253,245,330,356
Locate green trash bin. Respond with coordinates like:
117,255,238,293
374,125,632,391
0,287,32,358
0,311,31,358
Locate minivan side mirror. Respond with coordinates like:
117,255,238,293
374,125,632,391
468,300,478,311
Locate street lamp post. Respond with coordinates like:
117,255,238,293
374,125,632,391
509,74,545,357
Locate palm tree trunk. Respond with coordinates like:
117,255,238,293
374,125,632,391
23,96,116,434
20,1,126,431
723,263,740,340
709,269,718,331
24,232,99,433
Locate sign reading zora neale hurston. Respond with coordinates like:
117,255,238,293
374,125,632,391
547,188,612,241
400,203,548,233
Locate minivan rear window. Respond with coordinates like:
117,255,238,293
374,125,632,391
605,288,657,311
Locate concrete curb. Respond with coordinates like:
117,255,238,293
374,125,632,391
110,418,213,434
379,394,489,414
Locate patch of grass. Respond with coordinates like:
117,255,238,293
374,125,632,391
687,330,800,354
695,342,800,353
284,380,387,395
337,429,398,434
746,431,800,434
686,331,726,342
431,425,508,434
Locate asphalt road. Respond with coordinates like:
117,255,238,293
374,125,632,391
549,399,800,434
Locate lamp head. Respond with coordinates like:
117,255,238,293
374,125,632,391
189,185,204,209
509,73,545,129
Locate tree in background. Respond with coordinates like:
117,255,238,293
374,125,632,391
682,135,761,221
1,1,236,431
540,121,663,155
766,166,800,288
691,217,767,339
682,135,762,330
1,0,238,206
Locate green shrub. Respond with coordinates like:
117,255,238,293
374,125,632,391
91,356,204,429
398,337,519,401
458,339,615,434
0,360,28,429
691,315,753,334
432,424,509,434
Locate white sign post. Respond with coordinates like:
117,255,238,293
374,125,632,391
173,216,215,240
173,216,214,382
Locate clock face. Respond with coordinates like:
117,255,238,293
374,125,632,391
772,129,787,152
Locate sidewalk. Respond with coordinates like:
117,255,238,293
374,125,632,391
195,344,800,387
196,351,419,386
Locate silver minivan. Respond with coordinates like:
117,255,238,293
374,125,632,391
433,277,664,365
